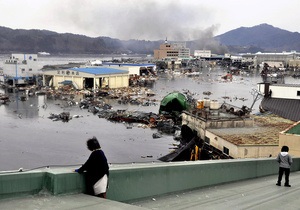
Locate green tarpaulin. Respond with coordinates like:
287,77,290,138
159,92,187,114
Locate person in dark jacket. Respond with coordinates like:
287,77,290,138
75,137,109,198
276,145,293,187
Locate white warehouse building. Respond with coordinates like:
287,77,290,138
42,67,129,90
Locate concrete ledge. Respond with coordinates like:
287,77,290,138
45,169,85,195
0,171,44,199
1,158,299,202
108,158,300,202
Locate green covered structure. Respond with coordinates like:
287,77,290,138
159,92,188,114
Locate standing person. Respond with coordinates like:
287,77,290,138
276,145,292,187
75,137,109,198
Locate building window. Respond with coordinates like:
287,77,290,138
21,68,25,73
297,91,300,96
29,68,32,71
205,137,210,144
223,146,229,155
76,72,79,75
57,71,60,74
72,72,74,75
62,71,65,74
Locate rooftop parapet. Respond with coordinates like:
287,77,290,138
1,158,300,202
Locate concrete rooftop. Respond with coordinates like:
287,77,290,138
132,171,300,210
1,171,300,210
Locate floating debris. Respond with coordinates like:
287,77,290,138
152,133,162,139
203,91,212,96
20,95,27,101
48,112,71,122
0,93,10,104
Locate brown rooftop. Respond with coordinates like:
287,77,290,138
207,114,295,145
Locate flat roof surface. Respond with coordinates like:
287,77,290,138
2,172,300,210
71,67,128,75
131,171,300,210
207,114,294,145
0,193,147,210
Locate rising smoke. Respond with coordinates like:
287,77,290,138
53,0,228,53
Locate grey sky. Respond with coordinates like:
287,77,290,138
1,0,299,40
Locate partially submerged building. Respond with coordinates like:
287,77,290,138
2,54,40,86
182,101,294,159
255,51,299,68
101,63,156,76
258,82,300,121
42,67,129,89
153,39,191,67
41,61,158,90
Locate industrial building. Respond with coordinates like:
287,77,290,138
258,83,300,121
238,51,300,68
42,67,129,89
194,50,212,58
182,101,295,159
101,63,156,76
2,53,41,86
255,51,300,67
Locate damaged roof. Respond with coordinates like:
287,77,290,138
207,114,295,145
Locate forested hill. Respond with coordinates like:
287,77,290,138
0,24,299,55
215,23,300,53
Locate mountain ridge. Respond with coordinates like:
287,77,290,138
215,23,300,53
0,24,299,55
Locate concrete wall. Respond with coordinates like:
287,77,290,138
269,86,300,100
279,121,300,157
1,159,300,202
182,112,254,140
108,75,129,88
206,130,279,158
182,112,206,139
279,133,300,157
237,145,279,158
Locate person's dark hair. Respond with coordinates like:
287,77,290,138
86,136,101,151
281,145,289,152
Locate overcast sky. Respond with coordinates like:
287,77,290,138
1,0,299,41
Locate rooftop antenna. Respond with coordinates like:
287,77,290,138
165,37,168,44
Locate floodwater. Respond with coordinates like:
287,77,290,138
0,55,299,171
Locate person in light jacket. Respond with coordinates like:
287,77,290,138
75,137,109,198
276,145,292,187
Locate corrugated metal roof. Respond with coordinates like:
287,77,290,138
71,67,128,75
260,97,300,121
